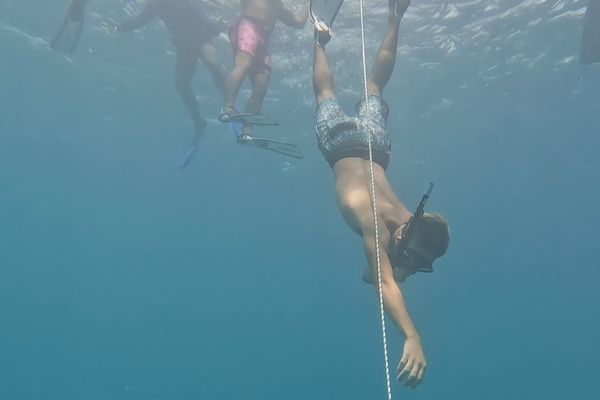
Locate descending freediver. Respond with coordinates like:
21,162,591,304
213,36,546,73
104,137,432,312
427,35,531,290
109,0,227,169
51,0,90,53
311,0,450,388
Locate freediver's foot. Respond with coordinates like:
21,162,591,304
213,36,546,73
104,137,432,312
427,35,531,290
237,134,252,144
236,125,254,143
390,0,410,18
313,17,332,48
218,105,240,123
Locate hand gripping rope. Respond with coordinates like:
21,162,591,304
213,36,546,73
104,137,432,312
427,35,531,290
357,1,393,399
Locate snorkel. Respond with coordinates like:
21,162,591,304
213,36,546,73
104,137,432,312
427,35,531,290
393,183,435,272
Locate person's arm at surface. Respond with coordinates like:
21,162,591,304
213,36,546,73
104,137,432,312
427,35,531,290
277,0,309,28
362,225,427,388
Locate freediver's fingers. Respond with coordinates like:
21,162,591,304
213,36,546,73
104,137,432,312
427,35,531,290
396,359,413,382
417,364,426,381
397,356,407,373
404,362,425,389
403,362,421,388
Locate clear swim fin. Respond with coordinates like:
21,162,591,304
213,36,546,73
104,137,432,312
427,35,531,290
231,123,302,159
239,136,304,159
222,112,279,126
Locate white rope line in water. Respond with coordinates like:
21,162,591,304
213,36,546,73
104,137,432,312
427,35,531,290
357,1,393,399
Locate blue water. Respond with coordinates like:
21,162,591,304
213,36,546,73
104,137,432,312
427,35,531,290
1,0,599,399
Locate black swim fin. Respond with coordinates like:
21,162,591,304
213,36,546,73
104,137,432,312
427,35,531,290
310,0,344,28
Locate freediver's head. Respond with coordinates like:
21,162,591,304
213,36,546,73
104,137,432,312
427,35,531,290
390,212,450,283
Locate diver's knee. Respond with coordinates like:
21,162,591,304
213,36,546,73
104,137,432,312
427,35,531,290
366,81,382,97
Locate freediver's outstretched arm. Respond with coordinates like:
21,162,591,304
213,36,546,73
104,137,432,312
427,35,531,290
361,224,426,389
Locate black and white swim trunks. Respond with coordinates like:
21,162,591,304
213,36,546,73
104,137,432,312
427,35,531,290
315,95,391,169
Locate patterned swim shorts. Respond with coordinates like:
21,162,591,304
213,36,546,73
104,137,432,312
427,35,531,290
315,95,391,169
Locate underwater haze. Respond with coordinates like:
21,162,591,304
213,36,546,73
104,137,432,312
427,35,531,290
1,0,599,399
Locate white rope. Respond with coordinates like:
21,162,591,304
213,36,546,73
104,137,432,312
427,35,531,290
357,1,393,399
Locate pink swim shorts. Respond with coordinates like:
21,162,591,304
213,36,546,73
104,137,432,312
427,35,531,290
229,16,272,75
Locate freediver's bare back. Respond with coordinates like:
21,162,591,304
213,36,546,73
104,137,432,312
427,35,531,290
333,157,410,237
241,0,285,31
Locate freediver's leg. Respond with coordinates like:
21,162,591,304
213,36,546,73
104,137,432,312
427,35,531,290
222,51,255,114
312,40,335,104
175,48,206,136
366,0,408,97
199,43,226,96
237,69,270,137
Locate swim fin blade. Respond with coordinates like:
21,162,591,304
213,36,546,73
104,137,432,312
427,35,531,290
240,136,304,159
310,0,344,27
229,123,303,159
175,139,198,170
225,113,279,126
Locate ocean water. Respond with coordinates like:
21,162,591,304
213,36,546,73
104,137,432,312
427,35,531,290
1,0,599,399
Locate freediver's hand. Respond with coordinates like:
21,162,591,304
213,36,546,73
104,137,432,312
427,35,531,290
396,335,427,389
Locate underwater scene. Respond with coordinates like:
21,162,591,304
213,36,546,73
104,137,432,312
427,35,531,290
1,0,599,399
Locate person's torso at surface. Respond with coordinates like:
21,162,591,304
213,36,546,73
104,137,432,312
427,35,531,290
68,0,88,22
153,0,215,44
241,0,282,36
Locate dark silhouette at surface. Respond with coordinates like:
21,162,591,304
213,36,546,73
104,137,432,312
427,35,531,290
114,0,227,169
581,0,600,65
51,0,90,53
